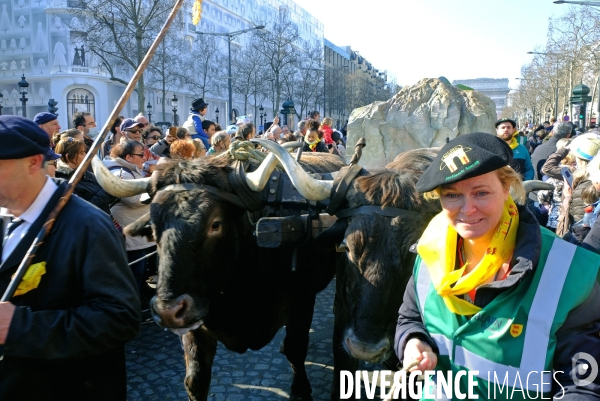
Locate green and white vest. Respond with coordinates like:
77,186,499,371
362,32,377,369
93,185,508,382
414,228,600,400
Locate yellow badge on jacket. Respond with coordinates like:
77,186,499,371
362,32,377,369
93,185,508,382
12,261,46,296
510,323,523,338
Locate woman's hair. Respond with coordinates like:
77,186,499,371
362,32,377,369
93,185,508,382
143,125,163,139
239,122,255,140
110,140,143,159
306,120,319,132
309,110,320,119
424,166,525,204
192,138,206,157
52,128,82,146
573,158,590,184
54,138,86,164
110,116,124,135
170,140,195,159
581,182,600,205
211,131,228,146
321,117,333,127
176,127,189,140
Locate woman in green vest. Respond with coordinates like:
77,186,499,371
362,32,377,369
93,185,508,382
395,132,600,400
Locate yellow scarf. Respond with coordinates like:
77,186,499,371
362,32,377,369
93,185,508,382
305,135,320,151
507,136,518,150
417,196,519,315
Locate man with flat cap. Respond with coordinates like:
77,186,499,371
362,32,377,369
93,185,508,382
182,97,210,149
33,112,61,140
495,118,534,180
0,116,140,400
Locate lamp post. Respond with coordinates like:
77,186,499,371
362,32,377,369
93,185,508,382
171,94,178,126
306,65,347,119
527,51,561,121
215,107,219,124
146,102,152,123
259,105,264,126
18,73,28,118
197,25,265,125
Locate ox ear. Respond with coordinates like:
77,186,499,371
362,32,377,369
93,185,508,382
315,219,348,251
123,213,154,242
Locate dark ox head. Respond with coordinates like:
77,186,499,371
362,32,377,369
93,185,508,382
255,141,441,364
124,157,250,334
319,150,440,363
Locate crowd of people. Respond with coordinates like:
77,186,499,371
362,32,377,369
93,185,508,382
3,101,600,398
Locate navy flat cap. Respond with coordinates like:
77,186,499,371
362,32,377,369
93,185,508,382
0,115,51,160
33,112,58,125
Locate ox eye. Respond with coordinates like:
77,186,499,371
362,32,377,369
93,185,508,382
211,221,221,230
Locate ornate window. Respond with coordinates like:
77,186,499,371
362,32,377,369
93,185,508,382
66,88,95,128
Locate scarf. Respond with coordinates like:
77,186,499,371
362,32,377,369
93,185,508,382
507,135,518,149
417,196,519,316
305,135,320,151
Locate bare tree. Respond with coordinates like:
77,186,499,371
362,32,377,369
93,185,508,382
73,0,175,112
183,35,226,99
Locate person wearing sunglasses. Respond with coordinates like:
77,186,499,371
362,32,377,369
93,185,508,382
142,125,163,147
134,113,149,129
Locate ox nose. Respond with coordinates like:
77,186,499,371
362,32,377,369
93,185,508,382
151,294,194,328
345,333,390,363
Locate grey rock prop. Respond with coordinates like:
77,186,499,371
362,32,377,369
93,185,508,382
346,78,497,169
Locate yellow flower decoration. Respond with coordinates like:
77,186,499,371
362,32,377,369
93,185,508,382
192,0,203,26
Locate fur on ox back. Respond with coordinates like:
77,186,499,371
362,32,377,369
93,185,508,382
346,148,440,212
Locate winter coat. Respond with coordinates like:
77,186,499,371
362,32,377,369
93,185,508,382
395,205,600,399
531,136,563,180
0,179,140,400
54,160,114,215
103,158,155,251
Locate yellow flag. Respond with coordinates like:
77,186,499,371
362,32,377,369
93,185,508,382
13,261,46,297
192,0,203,26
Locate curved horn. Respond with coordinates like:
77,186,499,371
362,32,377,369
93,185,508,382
522,180,555,193
244,141,303,191
251,139,334,201
92,157,151,198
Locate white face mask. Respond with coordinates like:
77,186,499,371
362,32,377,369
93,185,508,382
87,127,100,139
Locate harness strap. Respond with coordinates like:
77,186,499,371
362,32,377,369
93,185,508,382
335,205,421,219
325,163,363,215
227,160,267,211
159,183,249,210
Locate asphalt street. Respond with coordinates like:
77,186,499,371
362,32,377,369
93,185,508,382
125,279,388,401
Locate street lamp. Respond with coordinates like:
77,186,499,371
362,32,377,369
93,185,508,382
146,102,152,123
197,25,265,124
215,107,219,124
259,105,264,126
18,73,28,118
527,51,560,121
171,94,178,126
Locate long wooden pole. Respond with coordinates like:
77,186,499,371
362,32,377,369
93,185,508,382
0,0,186,317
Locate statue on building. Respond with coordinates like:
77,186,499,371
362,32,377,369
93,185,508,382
39,87,45,103
54,16,62,30
1,40,6,53
0,4,10,33
0,62,7,76
20,59,25,70
9,38,16,53
18,15,26,30
17,0,25,8
17,108,22,116
10,89,17,105
34,22,45,51
80,45,85,66
70,17,82,31
72,46,82,66
10,60,17,75
37,58,45,73
53,41,67,72
19,37,26,52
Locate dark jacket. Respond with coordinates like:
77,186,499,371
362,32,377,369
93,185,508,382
395,206,600,399
302,141,328,153
0,180,141,401
531,135,563,180
149,138,171,158
54,160,115,215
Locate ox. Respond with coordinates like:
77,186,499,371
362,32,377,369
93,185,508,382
93,148,345,401
258,140,554,400
256,141,440,399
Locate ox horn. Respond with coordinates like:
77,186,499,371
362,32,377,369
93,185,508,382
92,157,151,197
251,139,334,201
245,141,302,191
522,180,555,193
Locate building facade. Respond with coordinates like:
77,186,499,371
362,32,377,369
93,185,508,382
452,78,510,117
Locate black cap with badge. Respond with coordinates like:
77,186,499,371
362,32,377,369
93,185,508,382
416,132,513,193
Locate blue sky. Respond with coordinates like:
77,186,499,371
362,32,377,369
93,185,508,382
293,0,565,90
